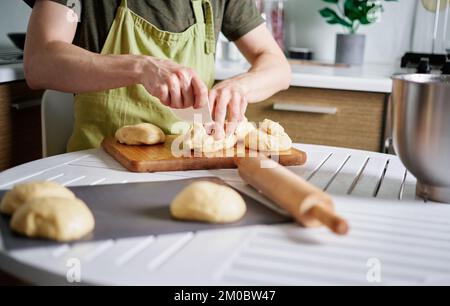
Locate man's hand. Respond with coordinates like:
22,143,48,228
209,78,248,139
139,57,209,110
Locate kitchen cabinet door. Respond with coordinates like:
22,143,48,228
0,81,43,171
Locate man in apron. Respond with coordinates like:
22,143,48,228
23,0,291,152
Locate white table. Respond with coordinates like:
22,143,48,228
1,144,450,285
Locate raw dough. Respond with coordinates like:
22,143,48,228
260,119,285,136
115,123,166,145
245,119,292,152
170,181,247,223
183,123,237,153
235,120,257,141
0,181,76,215
245,129,292,152
10,197,95,242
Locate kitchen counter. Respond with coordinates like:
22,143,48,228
216,60,396,93
2,61,397,93
1,144,450,285
0,63,24,84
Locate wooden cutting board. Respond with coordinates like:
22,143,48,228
102,136,307,173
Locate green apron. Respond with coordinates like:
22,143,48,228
67,0,216,152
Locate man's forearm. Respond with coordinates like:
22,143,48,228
24,41,143,93
235,52,291,103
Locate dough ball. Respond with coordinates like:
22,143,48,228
0,181,76,215
260,119,285,136
235,120,257,141
183,123,237,153
245,129,293,152
115,123,166,145
170,181,246,224
10,197,95,242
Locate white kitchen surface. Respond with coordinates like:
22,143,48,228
0,63,24,84
1,143,450,285
1,61,396,93
216,60,396,93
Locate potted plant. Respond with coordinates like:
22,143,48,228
319,0,398,65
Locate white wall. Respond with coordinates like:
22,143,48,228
0,1,31,49
285,0,417,65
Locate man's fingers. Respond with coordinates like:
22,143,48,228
213,90,230,140
191,73,209,109
239,96,248,121
157,84,170,106
176,70,194,108
226,92,241,135
168,75,182,109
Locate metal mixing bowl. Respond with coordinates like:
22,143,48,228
391,74,450,203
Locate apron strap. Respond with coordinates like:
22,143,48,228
192,0,216,54
120,0,128,9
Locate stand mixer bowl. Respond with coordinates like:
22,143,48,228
391,74,450,203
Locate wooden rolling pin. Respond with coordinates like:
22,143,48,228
235,155,349,235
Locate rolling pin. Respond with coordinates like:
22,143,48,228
235,155,349,235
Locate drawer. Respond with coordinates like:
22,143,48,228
0,81,44,170
246,87,387,152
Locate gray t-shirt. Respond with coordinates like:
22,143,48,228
24,0,264,53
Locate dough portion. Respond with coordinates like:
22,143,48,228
0,181,76,215
170,181,247,224
10,197,95,242
245,119,292,152
115,123,166,145
183,123,237,153
235,120,257,141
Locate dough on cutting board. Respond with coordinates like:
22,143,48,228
115,123,166,145
0,181,76,215
170,181,247,224
235,120,257,141
10,197,95,242
260,119,285,136
183,123,237,153
245,119,292,152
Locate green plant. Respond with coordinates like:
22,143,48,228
319,0,398,34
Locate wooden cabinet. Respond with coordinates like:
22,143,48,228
0,81,44,171
246,87,388,152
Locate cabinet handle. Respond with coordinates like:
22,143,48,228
273,102,338,115
11,99,41,110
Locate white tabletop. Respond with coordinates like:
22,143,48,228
1,144,450,285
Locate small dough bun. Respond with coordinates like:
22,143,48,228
183,123,237,153
245,121,292,152
116,123,166,145
260,119,285,136
11,197,95,242
170,181,247,224
235,120,257,141
0,181,76,215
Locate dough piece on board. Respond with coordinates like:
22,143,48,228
260,119,285,136
10,197,95,242
235,120,257,141
183,123,237,153
170,181,247,224
0,181,76,215
245,129,292,152
115,123,166,145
